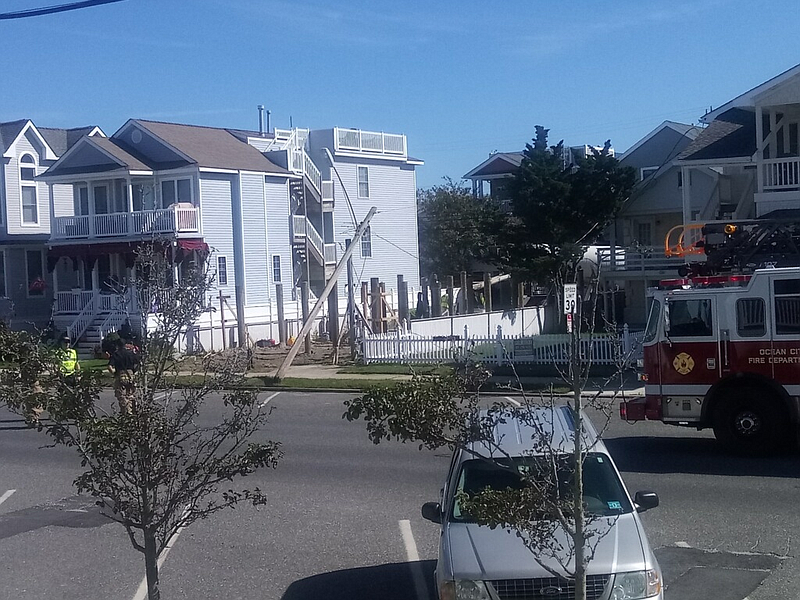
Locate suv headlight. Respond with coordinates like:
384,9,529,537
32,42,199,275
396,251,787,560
439,580,492,600
610,570,662,599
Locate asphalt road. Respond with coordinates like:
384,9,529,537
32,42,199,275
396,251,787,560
0,390,798,600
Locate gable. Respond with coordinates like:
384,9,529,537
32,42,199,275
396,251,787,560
622,127,697,169
1,120,57,160
753,74,800,107
464,153,523,179
678,109,756,162
114,121,190,167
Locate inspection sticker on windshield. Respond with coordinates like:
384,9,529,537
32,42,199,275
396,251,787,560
607,501,622,510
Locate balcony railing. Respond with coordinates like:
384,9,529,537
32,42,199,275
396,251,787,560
52,206,200,240
597,246,685,273
291,215,324,259
324,243,337,265
56,290,129,314
334,127,406,157
762,157,800,191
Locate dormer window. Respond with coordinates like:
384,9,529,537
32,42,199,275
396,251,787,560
20,154,38,224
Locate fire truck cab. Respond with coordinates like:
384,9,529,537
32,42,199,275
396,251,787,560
621,267,800,454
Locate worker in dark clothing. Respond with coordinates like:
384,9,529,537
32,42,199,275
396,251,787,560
107,338,140,414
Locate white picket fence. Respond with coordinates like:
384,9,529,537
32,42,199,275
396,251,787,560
361,325,644,366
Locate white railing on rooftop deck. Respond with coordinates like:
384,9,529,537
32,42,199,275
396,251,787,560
334,127,406,157
52,206,200,240
762,157,800,191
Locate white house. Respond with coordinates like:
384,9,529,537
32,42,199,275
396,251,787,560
37,119,422,354
0,119,104,329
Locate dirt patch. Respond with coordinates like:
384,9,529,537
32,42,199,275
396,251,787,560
250,340,351,372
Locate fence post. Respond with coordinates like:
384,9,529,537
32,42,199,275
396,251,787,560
496,325,503,365
463,324,469,361
623,323,631,357
396,327,402,363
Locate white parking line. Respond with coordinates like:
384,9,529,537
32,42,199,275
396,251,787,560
259,391,281,408
399,519,429,600
505,396,521,407
131,506,191,600
0,489,16,507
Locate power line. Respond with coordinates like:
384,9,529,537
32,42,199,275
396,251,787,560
0,0,126,20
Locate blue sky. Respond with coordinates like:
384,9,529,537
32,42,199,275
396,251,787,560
3,0,800,188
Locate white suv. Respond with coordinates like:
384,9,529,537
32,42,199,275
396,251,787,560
421,406,663,600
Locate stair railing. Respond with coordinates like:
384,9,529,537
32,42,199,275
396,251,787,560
68,291,98,341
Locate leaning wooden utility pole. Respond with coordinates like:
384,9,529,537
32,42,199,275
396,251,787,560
275,207,376,380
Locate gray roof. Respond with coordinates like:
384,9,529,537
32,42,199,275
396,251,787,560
41,136,153,178
133,120,288,174
678,108,756,162
39,126,100,156
0,119,30,153
464,152,524,179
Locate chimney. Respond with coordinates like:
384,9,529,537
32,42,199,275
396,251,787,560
258,105,265,136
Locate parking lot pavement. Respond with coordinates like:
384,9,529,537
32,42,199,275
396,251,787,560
0,390,797,599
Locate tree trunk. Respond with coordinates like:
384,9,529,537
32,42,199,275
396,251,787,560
143,526,161,600
571,291,587,600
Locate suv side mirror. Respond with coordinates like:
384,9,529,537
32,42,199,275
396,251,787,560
421,502,442,524
634,490,659,513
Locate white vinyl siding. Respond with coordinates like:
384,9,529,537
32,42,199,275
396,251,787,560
200,175,236,301
5,132,52,235
265,177,292,307
329,159,420,301
240,172,269,306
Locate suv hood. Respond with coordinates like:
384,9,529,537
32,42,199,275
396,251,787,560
445,514,648,580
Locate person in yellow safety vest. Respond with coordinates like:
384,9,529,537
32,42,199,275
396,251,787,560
59,335,80,378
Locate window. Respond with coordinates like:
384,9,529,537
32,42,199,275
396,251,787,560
635,222,652,246
357,166,369,198
668,298,713,337
20,154,38,224
451,454,632,522
643,298,661,343
361,225,372,258
94,185,109,214
774,279,800,335
272,255,282,284
161,178,192,207
113,180,128,213
736,298,766,337
74,185,89,215
640,166,659,180
26,250,45,297
217,256,228,286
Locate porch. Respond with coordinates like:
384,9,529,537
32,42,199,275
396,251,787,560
52,205,200,241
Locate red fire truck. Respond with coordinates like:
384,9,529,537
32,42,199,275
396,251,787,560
620,219,800,454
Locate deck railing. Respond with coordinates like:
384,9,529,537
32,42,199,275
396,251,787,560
334,127,406,157
291,215,324,259
52,206,200,240
596,246,684,272
762,157,800,191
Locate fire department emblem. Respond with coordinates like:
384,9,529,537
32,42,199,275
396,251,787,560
673,352,695,375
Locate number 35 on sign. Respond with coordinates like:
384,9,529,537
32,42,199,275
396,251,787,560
563,283,577,315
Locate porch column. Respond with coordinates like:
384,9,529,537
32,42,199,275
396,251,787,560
127,178,135,235
755,106,764,193
88,183,96,238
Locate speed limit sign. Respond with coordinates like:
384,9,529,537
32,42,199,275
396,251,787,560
563,283,577,315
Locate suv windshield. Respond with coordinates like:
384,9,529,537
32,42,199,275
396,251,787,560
451,453,633,521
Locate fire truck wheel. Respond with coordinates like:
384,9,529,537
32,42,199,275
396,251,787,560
712,389,789,455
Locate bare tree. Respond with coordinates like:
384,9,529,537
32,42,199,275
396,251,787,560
0,243,281,600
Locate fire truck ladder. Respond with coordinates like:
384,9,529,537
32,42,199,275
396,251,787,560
665,218,800,276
